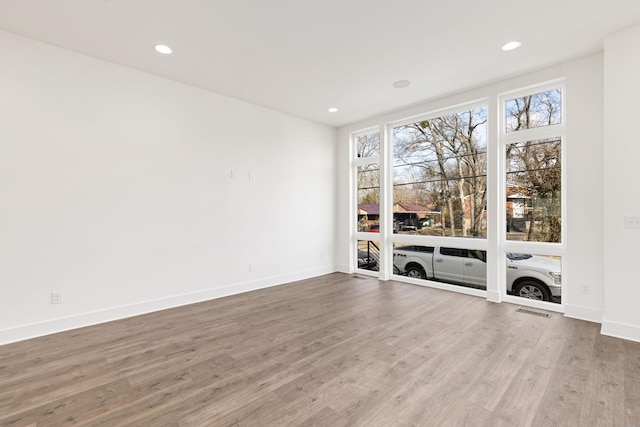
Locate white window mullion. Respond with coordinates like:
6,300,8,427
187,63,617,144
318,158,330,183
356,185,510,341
487,95,502,302
378,123,392,280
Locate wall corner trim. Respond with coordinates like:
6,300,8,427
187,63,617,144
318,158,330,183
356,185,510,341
335,264,353,274
486,291,502,303
601,318,640,343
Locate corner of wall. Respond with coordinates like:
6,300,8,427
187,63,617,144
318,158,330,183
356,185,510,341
486,291,502,303
601,318,640,343
335,264,353,274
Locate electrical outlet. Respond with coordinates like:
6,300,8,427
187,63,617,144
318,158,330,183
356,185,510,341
624,216,640,229
249,263,254,272
51,291,63,304
582,284,591,295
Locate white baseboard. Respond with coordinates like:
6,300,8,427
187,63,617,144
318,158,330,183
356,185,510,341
0,265,337,346
486,290,502,303
335,264,352,274
564,304,603,324
601,318,640,343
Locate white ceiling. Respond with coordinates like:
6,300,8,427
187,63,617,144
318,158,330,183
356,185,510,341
1,1,640,127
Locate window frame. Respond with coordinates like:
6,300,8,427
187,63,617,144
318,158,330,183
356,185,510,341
498,81,567,308
387,99,490,245
498,82,566,249
352,127,382,277
348,80,567,311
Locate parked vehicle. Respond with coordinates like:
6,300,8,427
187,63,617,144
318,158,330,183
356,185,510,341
358,250,378,270
397,218,420,231
392,245,561,301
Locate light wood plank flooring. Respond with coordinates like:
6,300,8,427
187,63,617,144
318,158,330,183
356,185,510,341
1,273,639,426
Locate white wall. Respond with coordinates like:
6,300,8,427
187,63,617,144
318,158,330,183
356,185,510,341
602,25,640,342
0,31,338,344
338,54,606,325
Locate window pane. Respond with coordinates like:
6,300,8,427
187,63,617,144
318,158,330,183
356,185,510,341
505,89,562,133
356,131,380,158
357,240,379,272
357,164,380,232
506,138,561,243
392,107,487,238
393,243,487,290
391,245,561,303
507,253,561,304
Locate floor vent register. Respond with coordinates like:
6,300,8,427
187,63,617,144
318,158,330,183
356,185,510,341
516,307,551,318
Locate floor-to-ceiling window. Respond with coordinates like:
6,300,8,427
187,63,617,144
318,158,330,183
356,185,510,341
354,128,381,274
390,105,489,294
500,85,564,304
352,81,565,307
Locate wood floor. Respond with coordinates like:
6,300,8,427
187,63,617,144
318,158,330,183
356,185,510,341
1,273,639,426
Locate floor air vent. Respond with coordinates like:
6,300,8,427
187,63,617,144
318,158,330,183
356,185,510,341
516,308,551,318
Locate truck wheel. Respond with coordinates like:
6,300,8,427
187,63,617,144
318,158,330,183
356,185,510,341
406,266,426,279
514,281,550,301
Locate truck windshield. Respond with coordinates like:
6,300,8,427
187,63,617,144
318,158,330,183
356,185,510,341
506,253,533,261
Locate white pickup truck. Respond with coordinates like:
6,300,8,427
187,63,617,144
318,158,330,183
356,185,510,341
393,245,561,302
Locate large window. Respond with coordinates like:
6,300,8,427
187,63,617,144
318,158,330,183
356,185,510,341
354,129,383,276
503,88,563,243
350,83,564,307
501,86,564,305
392,107,487,238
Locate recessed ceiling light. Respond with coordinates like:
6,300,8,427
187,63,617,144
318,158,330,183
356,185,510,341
328,107,338,113
501,41,522,51
393,80,411,89
154,44,172,54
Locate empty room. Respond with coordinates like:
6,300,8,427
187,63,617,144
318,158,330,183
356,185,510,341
1,1,640,425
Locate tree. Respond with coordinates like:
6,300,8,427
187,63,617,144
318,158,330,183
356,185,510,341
506,139,561,242
505,89,562,242
356,132,380,158
393,107,487,237
357,164,380,204
506,89,561,132
356,132,381,206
